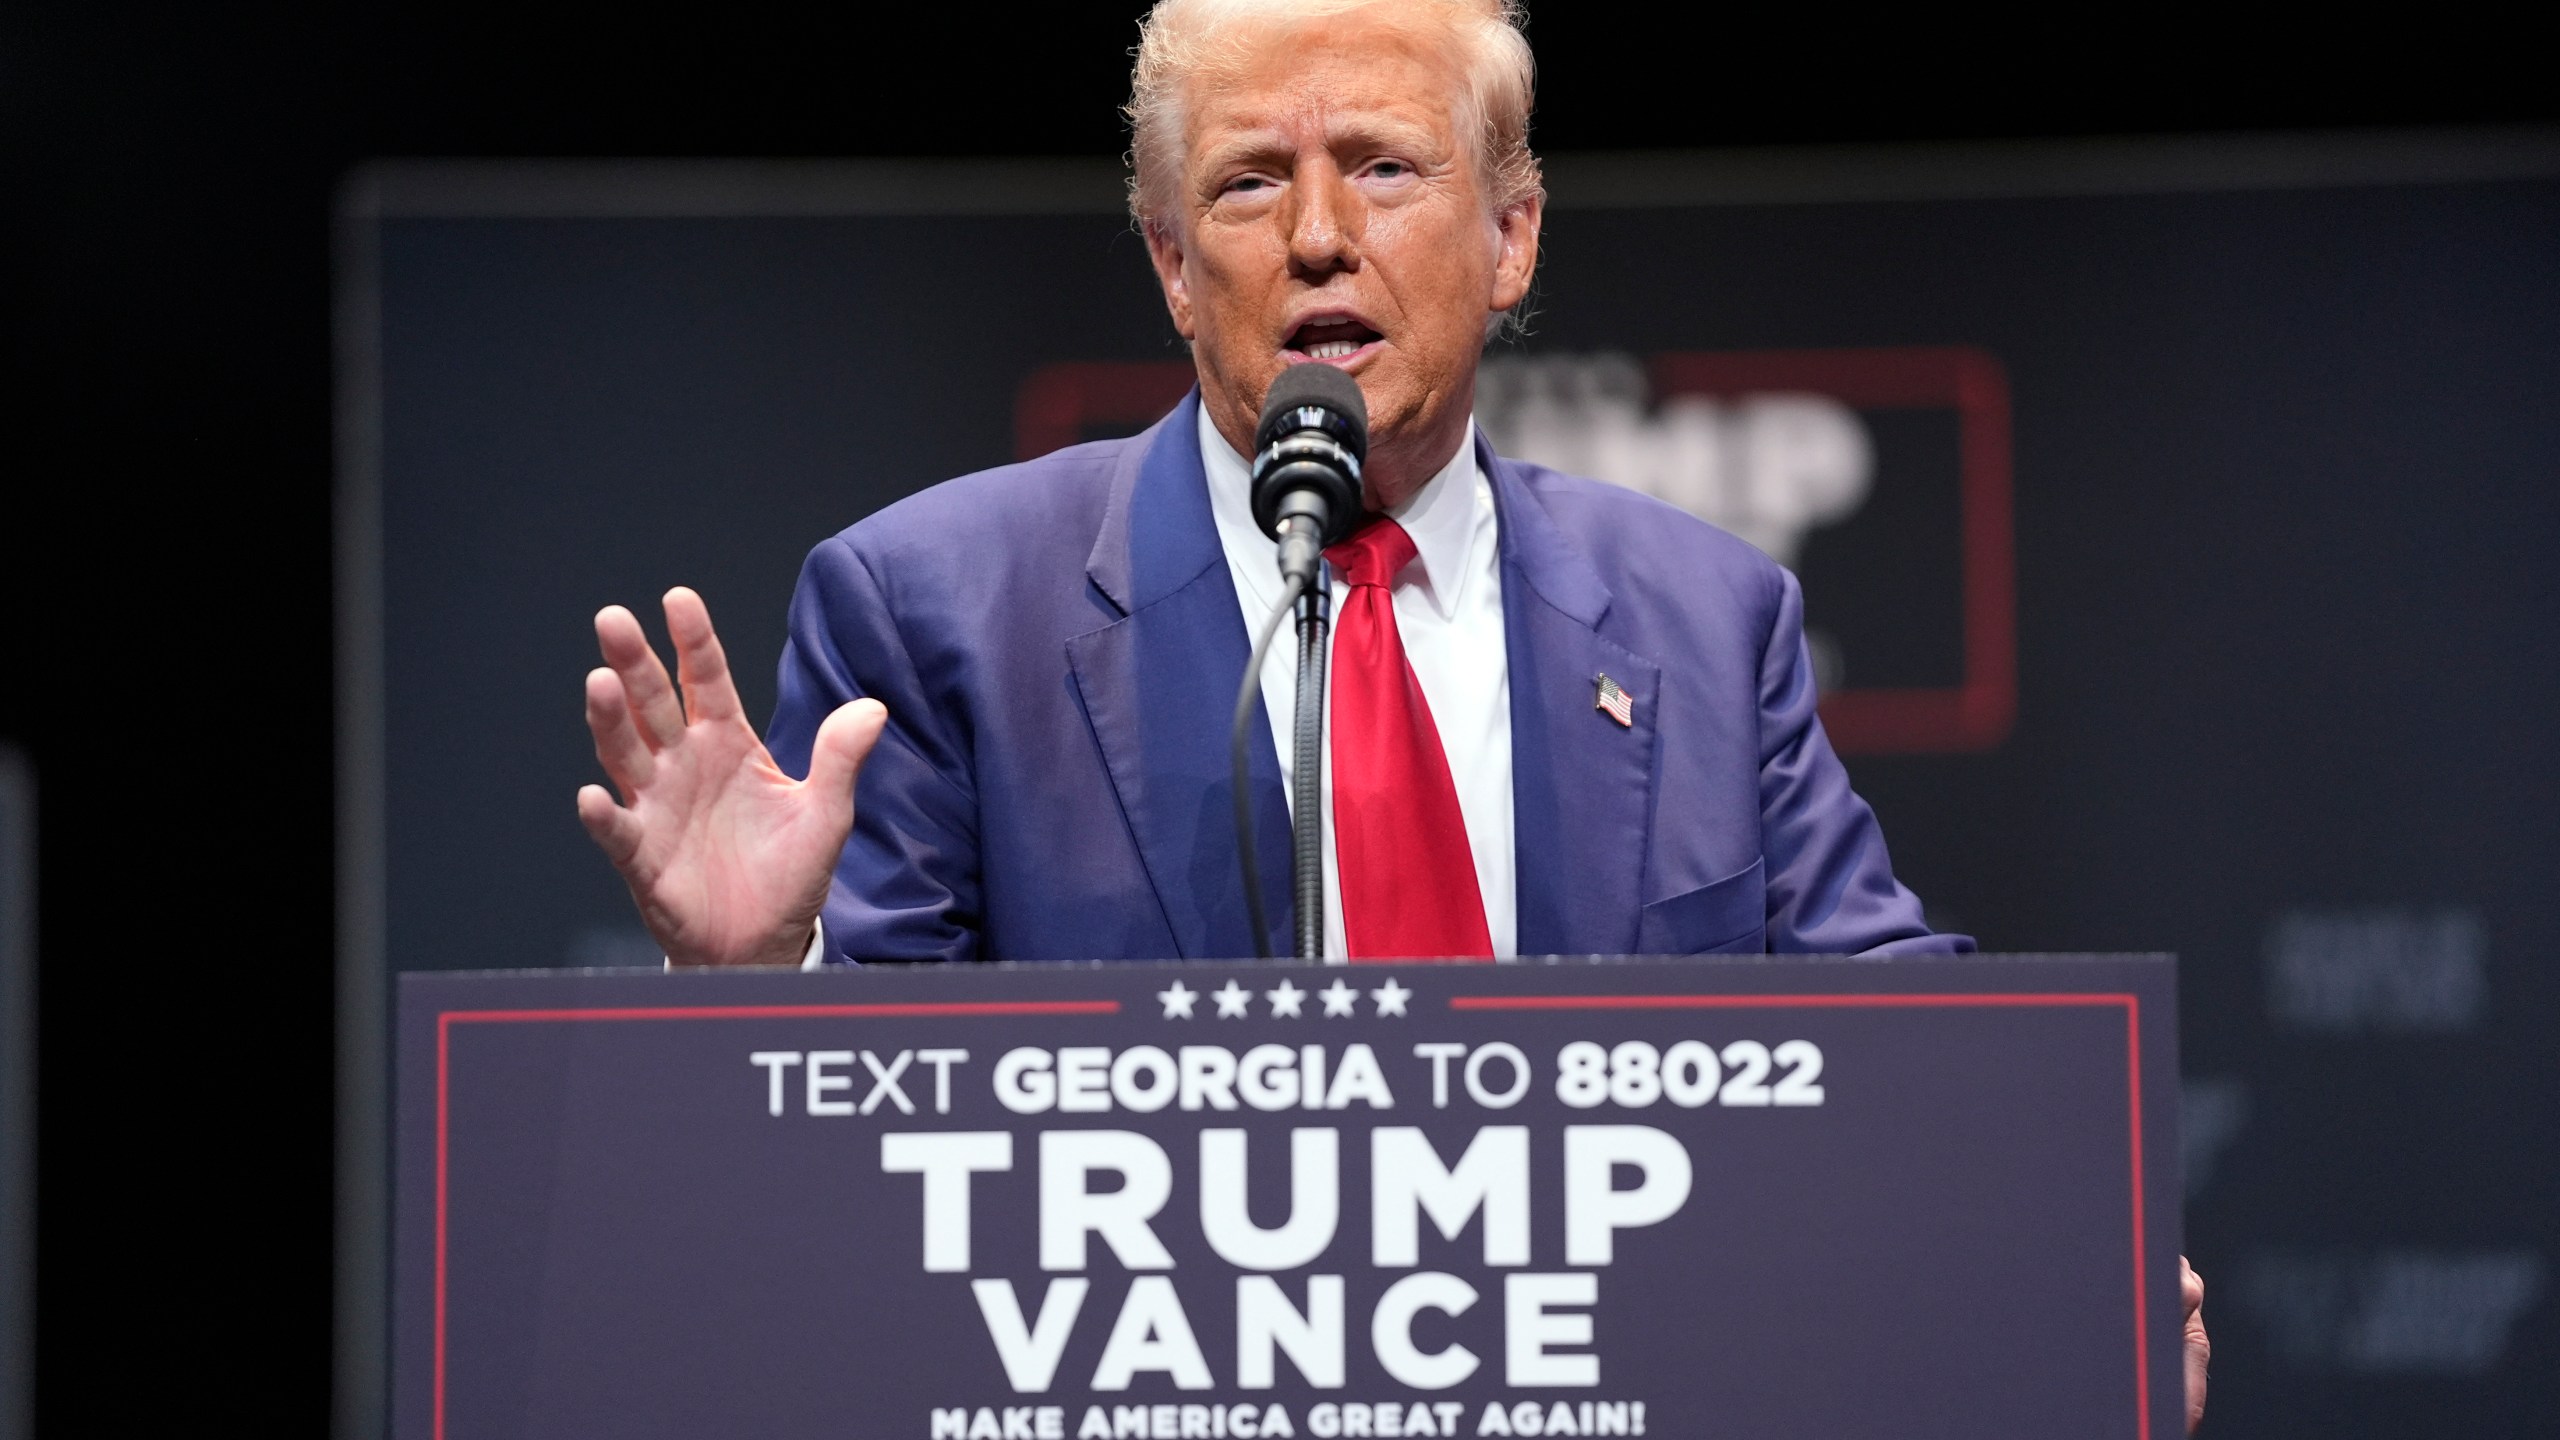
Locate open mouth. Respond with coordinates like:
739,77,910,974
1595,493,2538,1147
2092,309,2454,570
1284,317,1384,364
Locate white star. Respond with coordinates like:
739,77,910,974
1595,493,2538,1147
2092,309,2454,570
1370,978,1413,1017
1266,979,1306,1018
1157,980,1197,1019
1212,980,1254,1019
1318,979,1360,1017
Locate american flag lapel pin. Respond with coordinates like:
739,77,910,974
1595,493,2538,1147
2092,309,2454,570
1594,673,1634,727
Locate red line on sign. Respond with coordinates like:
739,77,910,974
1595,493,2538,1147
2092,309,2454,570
1449,991,2131,1010
432,996,1115,1438
433,1013,450,1440
2126,1001,2152,1440
449,1000,1119,1024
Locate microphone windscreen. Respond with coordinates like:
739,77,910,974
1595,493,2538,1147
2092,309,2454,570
1254,363,1368,457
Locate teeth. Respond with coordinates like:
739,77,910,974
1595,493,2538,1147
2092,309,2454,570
1305,340,1360,360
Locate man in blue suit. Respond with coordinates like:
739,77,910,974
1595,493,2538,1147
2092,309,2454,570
574,1,2208,1415
573,0,1962,974
740,384,1958,964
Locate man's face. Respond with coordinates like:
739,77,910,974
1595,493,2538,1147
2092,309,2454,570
1145,9,1541,508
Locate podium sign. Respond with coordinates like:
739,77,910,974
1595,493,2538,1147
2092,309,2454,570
396,955,2181,1439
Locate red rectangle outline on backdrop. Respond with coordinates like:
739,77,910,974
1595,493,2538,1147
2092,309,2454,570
1012,347,2015,756
1646,347,2016,754
430,989,2140,1439
431,1000,1120,1440
1450,990,2148,1440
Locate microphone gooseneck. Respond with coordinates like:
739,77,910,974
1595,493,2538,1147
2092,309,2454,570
1231,571,1306,960
1288,572,1330,959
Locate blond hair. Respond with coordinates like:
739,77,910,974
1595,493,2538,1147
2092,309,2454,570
1125,0,1542,234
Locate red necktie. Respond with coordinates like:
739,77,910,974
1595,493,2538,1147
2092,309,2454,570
1324,520,1494,960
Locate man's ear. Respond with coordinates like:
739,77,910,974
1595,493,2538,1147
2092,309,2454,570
1488,191,1544,316
1144,218,1196,340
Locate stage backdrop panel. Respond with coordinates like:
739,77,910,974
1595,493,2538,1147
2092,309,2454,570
343,143,2560,1437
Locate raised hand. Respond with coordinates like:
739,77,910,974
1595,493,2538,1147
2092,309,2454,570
575,587,887,967
2183,1256,2209,1433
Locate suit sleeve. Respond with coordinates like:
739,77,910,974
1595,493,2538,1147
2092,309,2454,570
766,535,984,963
1755,567,1974,955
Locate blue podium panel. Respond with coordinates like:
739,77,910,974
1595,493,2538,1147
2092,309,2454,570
396,955,2181,1440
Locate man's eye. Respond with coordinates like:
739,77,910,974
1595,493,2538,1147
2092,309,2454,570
1225,176,1270,194
1370,161,1409,179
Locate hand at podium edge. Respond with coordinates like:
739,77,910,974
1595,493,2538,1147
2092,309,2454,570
2183,1255,2208,1433
575,587,887,968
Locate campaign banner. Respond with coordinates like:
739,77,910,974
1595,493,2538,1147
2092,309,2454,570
395,954,2181,1439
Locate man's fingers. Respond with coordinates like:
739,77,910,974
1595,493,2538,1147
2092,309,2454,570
595,604,687,746
584,668,655,792
2181,1256,2209,1434
576,784,646,868
806,698,890,806
663,586,745,725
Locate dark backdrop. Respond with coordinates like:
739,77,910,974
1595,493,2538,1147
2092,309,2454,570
362,161,2560,1439
5,5,2555,1436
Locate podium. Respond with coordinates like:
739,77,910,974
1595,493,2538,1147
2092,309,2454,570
395,954,2182,1439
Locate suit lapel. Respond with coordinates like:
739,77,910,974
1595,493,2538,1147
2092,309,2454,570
1067,393,1294,959
1491,445,1663,956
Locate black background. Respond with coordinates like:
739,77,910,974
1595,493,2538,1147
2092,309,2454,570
3,4,2554,1433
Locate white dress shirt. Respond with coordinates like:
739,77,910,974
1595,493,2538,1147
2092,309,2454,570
1199,404,1516,959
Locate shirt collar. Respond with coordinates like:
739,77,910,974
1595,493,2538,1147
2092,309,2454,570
1198,401,1486,621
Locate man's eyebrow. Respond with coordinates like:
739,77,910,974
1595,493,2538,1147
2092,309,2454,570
1325,112,1448,160
1192,111,1452,181
1191,128,1295,178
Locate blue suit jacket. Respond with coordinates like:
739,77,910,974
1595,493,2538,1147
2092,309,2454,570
767,393,1967,962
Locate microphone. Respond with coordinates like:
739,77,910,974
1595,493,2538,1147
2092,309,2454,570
1252,363,1367,586
1234,363,1366,960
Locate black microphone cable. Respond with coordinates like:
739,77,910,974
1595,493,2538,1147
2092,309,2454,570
1232,572,1307,959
